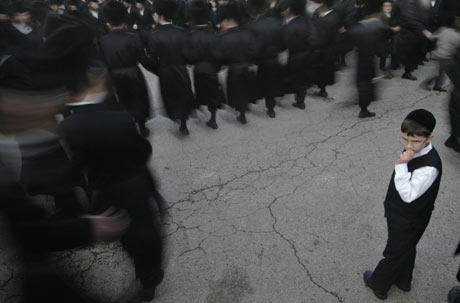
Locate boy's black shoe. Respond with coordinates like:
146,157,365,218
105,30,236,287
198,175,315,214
267,109,276,118
433,86,447,92
394,281,411,292
363,271,388,300
358,110,376,118
402,72,417,81
448,286,460,303
292,102,305,109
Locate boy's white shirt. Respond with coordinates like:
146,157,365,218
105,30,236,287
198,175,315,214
394,142,439,203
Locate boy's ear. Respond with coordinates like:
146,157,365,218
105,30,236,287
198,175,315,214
426,135,434,143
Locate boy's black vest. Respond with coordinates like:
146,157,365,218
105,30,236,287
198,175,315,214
384,147,442,221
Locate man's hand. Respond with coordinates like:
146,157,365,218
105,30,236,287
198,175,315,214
422,29,432,38
397,150,414,164
82,207,131,243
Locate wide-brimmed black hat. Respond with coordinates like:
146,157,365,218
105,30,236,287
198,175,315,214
153,0,178,19
103,0,128,25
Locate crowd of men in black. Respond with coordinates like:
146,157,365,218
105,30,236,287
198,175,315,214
0,0,460,302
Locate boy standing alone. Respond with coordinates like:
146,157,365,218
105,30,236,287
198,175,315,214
363,109,443,300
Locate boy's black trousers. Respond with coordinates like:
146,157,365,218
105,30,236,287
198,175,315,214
371,213,432,292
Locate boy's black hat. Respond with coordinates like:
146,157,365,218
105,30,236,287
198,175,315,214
405,109,436,133
103,0,128,25
153,0,178,20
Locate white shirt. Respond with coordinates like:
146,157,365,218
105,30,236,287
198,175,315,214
394,142,439,203
66,92,107,106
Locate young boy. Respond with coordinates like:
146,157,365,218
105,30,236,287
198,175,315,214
363,109,443,300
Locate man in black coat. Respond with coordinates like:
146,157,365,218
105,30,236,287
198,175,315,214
99,0,154,137
445,48,460,153
184,0,222,129
348,13,387,118
392,0,432,80
278,0,311,109
246,0,285,117
213,1,259,124
81,0,108,38
60,65,164,302
131,0,155,42
147,0,195,135
310,0,341,98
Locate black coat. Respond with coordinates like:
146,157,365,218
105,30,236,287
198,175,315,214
147,23,195,120
213,26,259,112
59,101,163,286
60,102,153,190
0,55,35,90
247,15,285,99
184,25,222,109
99,29,154,124
281,15,311,94
392,0,428,67
310,8,341,87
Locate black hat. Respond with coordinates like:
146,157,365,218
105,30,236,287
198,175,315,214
186,0,211,24
405,109,436,133
216,1,242,23
9,1,30,15
247,0,268,16
103,0,128,25
153,0,178,20
49,0,64,5
43,13,95,59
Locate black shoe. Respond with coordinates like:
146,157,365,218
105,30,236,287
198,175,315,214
292,102,305,109
314,90,328,98
140,127,150,138
237,114,247,124
267,109,276,118
402,72,417,81
363,271,388,300
358,110,376,118
206,120,218,129
394,281,411,292
433,86,447,92
141,270,165,302
179,125,190,135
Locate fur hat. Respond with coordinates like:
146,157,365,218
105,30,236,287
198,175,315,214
153,0,178,20
404,109,436,133
103,0,128,26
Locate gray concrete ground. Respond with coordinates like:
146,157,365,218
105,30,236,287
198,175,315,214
1,57,460,303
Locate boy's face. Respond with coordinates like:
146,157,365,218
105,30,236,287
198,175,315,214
400,132,433,154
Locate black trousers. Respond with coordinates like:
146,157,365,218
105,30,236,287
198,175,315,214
356,52,375,111
371,213,432,292
97,170,163,288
